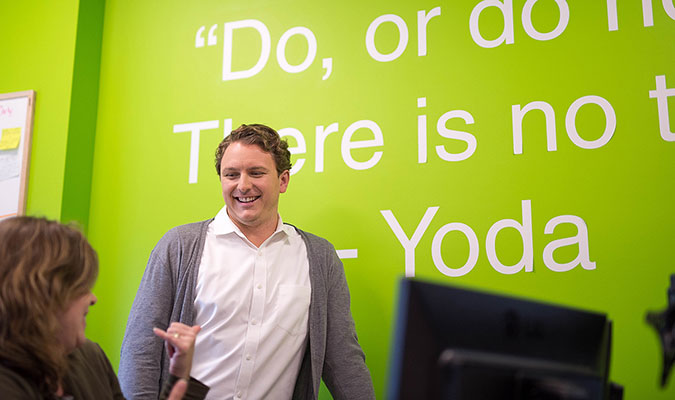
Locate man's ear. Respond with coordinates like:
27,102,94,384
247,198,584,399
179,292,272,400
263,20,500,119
279,170,290,193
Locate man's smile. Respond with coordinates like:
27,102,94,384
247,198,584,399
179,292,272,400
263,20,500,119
236,196,260,203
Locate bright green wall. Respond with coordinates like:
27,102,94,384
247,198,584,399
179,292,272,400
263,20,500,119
86,1,675,398
0,1,79,219
61,0,105,231
0,0,103,228
6,0,674,399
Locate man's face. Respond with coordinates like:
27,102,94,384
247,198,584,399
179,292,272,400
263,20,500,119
220,142,289,234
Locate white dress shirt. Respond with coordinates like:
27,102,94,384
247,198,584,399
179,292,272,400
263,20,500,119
191,207,311,400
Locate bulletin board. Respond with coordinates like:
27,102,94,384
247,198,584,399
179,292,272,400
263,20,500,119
0,91,35,219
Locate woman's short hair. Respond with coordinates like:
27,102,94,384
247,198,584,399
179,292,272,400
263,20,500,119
0,216,98,395
214,123,292,176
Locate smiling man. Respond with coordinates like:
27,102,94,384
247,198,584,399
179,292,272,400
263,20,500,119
119,124,374,400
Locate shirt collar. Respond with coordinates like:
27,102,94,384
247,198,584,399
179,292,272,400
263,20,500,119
212,205,291,240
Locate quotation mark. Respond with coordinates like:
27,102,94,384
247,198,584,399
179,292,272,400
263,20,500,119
195,24,218,48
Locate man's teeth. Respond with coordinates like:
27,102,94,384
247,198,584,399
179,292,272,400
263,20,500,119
239,196,257,203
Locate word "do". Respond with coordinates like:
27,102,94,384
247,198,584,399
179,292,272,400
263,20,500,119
196,20,333,81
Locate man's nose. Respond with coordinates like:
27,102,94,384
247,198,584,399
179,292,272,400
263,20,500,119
237,174,252,191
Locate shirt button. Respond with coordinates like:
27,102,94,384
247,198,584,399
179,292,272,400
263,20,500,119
237,391,242,398
246,354,252,360
256,284,262,290
251,319,258,325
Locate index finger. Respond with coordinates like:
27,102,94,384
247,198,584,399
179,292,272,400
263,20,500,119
153,327,171,341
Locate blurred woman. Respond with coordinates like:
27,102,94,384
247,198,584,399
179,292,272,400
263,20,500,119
0,216,208,399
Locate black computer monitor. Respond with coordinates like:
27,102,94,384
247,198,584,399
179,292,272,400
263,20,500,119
387,279,613,400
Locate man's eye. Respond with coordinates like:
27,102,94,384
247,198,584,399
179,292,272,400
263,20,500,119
223,173,238,178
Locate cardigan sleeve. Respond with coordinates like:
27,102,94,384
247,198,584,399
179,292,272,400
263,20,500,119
320,242,376,400
119,228,181,399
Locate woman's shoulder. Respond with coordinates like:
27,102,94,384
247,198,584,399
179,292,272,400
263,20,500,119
0,361,43,399
70,339,104,356
67,339,109,370
64,340,123,399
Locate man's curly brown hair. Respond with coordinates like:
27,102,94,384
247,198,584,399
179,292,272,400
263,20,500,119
214,124,292,176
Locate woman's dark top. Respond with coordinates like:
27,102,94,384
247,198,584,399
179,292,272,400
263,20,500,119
0,340,208,399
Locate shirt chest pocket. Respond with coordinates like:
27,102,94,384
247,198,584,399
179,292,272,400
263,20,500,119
274,284,311,336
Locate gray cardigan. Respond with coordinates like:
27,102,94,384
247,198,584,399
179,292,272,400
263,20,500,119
119,219,375,400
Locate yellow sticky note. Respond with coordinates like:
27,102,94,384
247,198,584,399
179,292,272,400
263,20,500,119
0,128,21,150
